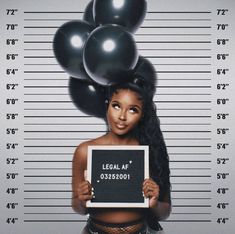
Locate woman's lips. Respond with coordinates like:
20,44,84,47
115,122,127,129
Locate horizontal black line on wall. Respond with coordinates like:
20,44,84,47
23,130,211,133
23,175,211,178
163,220,211,222
24,220,86,223
140,26,211,28
23,71,212,74
24,168,70,170
23,146,212,148
23,152,210,156
24,219,211,223
24,205,72,207
24,212,76,215
147,11,211,14
24,48,211,51
24,40,212,43
24,63,211,66
24,18,79,21
24,138,89,140
24,101,212,104
23,33,211,36
24,56,54,58
23,204,211,208
172,212,212,215
23,86,211,88
23,160,210,163
24,34,54,36
172,197,211,199
145,19,211,21
23,123,211,126
171,160,211,163
23,197,211,200
23,93,211,96
25,64,58,65
172,190,211,192
147,56,211,58
24,183,70,185
172,183,211,185
24,175,72,177
23,11,211,14
172,205,211,207
23,138,211,141
171,168,211,170
23,56,212,59
24,161,72,163
24,11,83,13
24,190,71,192
24,167,211,170
23,168,211,171
137,34,212,37
24,116,91,118
157,71,211,73
24,71,65,73
23,18,212,22
171,175,211,177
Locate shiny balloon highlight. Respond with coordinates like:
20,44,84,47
53,20,93,79
83,25,138,86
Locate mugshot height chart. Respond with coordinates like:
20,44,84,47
0,0,234,233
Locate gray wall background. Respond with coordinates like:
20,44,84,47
0,0,234,233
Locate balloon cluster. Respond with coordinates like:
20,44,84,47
53,0,156,118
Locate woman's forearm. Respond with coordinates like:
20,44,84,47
72,197,88,215
151,201,171,221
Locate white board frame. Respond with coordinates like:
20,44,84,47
86,145,149,208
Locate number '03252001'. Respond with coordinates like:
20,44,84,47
100,173,131,180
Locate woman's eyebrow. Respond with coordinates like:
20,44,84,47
129,104,142,109
111,100,120,103
111,100,142,109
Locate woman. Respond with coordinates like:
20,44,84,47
72,80,171,234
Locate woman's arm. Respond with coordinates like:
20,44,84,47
72,142,93,215
143,179,171,220
150,199,171,221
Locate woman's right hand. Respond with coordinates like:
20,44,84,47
77,180,93,205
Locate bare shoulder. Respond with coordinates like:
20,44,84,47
73,141,90,163
73,136,107,163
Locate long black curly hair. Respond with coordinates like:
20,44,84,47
106,78,171,199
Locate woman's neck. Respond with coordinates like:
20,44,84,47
105,131,138,145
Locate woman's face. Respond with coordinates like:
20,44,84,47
107,89,143,136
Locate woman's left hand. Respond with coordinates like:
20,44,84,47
142,178,160,208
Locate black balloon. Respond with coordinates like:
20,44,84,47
53,20,93,79
93,0,147,32
69,77,107,118
83,25,138,86
83,0,96,26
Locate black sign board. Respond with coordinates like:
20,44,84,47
87,145,149,208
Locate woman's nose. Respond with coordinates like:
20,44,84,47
119,110,127,121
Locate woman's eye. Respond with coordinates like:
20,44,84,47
112,103,120,110
129,107,138,113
